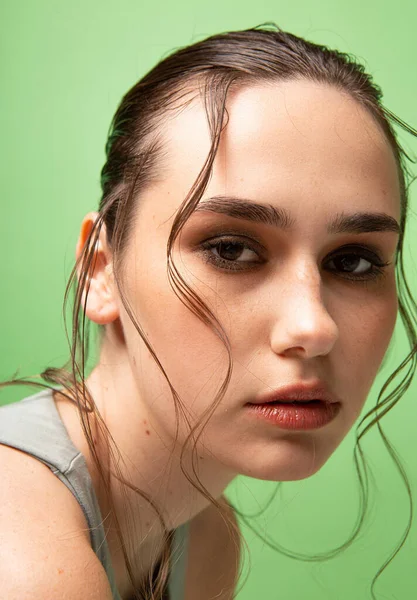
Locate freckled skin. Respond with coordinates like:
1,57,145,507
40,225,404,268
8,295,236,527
113,81,399,480
80,80,400,538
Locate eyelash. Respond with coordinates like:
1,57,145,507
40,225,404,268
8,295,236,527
199,235,392,281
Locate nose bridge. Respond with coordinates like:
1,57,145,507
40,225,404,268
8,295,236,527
293,261,322,301
287,264,325,318
271,257,339,357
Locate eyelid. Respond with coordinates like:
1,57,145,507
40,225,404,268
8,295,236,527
197,230,266,252
327,243,388,264
195,226,265,246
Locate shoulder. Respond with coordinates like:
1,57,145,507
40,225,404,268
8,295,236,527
0,443,113,599
184,495,241,600
0,442,89,537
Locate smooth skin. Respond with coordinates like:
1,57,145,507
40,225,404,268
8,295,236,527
1,79,400,599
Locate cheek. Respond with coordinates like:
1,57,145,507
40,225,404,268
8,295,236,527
119,253,230,421
338,286,398,406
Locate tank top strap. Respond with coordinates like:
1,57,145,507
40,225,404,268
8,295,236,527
0,388,121,599
0,388,190,600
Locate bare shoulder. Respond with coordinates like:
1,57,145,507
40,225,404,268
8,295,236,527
184,495,241,600
0,443,113,599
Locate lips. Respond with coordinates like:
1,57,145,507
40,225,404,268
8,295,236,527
250,381,340,406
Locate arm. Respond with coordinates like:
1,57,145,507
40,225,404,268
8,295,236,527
184,495,241,600
0,443,114,599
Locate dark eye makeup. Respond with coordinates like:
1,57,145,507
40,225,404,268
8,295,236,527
197,233,392,282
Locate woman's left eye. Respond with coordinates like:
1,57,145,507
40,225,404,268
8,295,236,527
324,248,391,281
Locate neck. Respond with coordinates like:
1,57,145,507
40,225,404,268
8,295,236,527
71,337,236,590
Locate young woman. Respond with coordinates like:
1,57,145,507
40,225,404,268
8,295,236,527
1,24,416,600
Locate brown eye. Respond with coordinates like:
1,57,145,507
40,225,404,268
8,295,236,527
199,236,263,272
331,255,368,273
325,247,391,281
214,241,255,261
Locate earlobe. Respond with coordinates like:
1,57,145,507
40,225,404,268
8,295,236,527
75,212,120,325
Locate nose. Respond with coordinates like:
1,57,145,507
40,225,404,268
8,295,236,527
270,269,339,360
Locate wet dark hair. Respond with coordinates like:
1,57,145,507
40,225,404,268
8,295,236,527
3,23,417,600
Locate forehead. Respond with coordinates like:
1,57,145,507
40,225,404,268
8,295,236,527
145,79,401,225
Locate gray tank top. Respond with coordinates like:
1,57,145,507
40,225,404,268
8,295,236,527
0,388,189,600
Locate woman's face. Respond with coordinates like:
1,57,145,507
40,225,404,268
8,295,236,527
116,79,400,481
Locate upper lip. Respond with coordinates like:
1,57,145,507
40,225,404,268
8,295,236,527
251,381,340,405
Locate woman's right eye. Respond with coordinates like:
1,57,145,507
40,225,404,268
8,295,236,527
199,236,264,272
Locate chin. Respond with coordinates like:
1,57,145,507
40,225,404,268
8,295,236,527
232,440,330,482
242,462,325,482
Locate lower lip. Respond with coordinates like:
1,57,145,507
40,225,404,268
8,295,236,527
245,401,341,430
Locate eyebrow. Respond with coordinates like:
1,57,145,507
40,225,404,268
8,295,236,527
194,195,401,235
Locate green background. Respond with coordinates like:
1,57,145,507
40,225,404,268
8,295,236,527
1,1,417,598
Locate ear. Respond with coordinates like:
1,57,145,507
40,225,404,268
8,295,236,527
75,212,119,325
